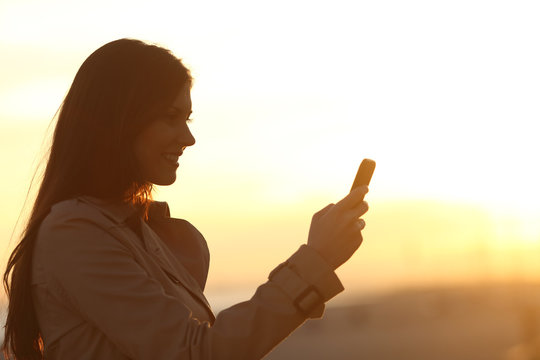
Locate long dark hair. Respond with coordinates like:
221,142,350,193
2,38,192,359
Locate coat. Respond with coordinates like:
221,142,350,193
31,196,345,359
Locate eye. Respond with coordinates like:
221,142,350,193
161,114,193,126
158,108,192,125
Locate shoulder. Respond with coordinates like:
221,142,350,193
34,199,137,285
46,197,109,222
36,197,134,260
39,198,118,238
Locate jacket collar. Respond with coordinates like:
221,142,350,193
77,196,171,224
77,195,215,321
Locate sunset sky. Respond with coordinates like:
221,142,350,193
1,0,539,309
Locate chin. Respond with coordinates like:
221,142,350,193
150,173,177,186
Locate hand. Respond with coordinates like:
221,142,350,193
307,186,369,270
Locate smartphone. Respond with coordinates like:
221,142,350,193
350,159,376,195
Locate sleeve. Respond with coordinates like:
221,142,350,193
39,217,344,360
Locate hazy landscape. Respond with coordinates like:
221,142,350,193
265,282,540,360
1,282,539,359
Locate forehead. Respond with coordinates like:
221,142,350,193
170,84,191,110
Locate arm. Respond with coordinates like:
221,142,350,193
38,187,368,359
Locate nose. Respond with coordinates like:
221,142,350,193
177,125,196,149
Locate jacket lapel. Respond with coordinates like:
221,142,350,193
77,196,215,321
140,221,213,312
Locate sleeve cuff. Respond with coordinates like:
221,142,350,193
268,245,344,318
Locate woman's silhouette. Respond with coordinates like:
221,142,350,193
2,38,369,359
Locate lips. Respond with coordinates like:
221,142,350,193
162,153,180,167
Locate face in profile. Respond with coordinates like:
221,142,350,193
133,84,195,186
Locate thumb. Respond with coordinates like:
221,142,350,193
313,203,334,219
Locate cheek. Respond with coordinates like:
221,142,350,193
133,122,171,170
133,130,157,169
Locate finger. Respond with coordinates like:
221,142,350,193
335,186,369,212
342,218,365,238
342,202,369,224
347,229,364,249
347,219,365,233
351,201,369,220
356,218,366,231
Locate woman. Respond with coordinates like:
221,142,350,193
3,38,369,360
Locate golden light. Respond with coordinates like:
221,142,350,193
1,0,539,308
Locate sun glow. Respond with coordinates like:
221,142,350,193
1,0,539,305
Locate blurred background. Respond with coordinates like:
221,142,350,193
1,0,539,358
